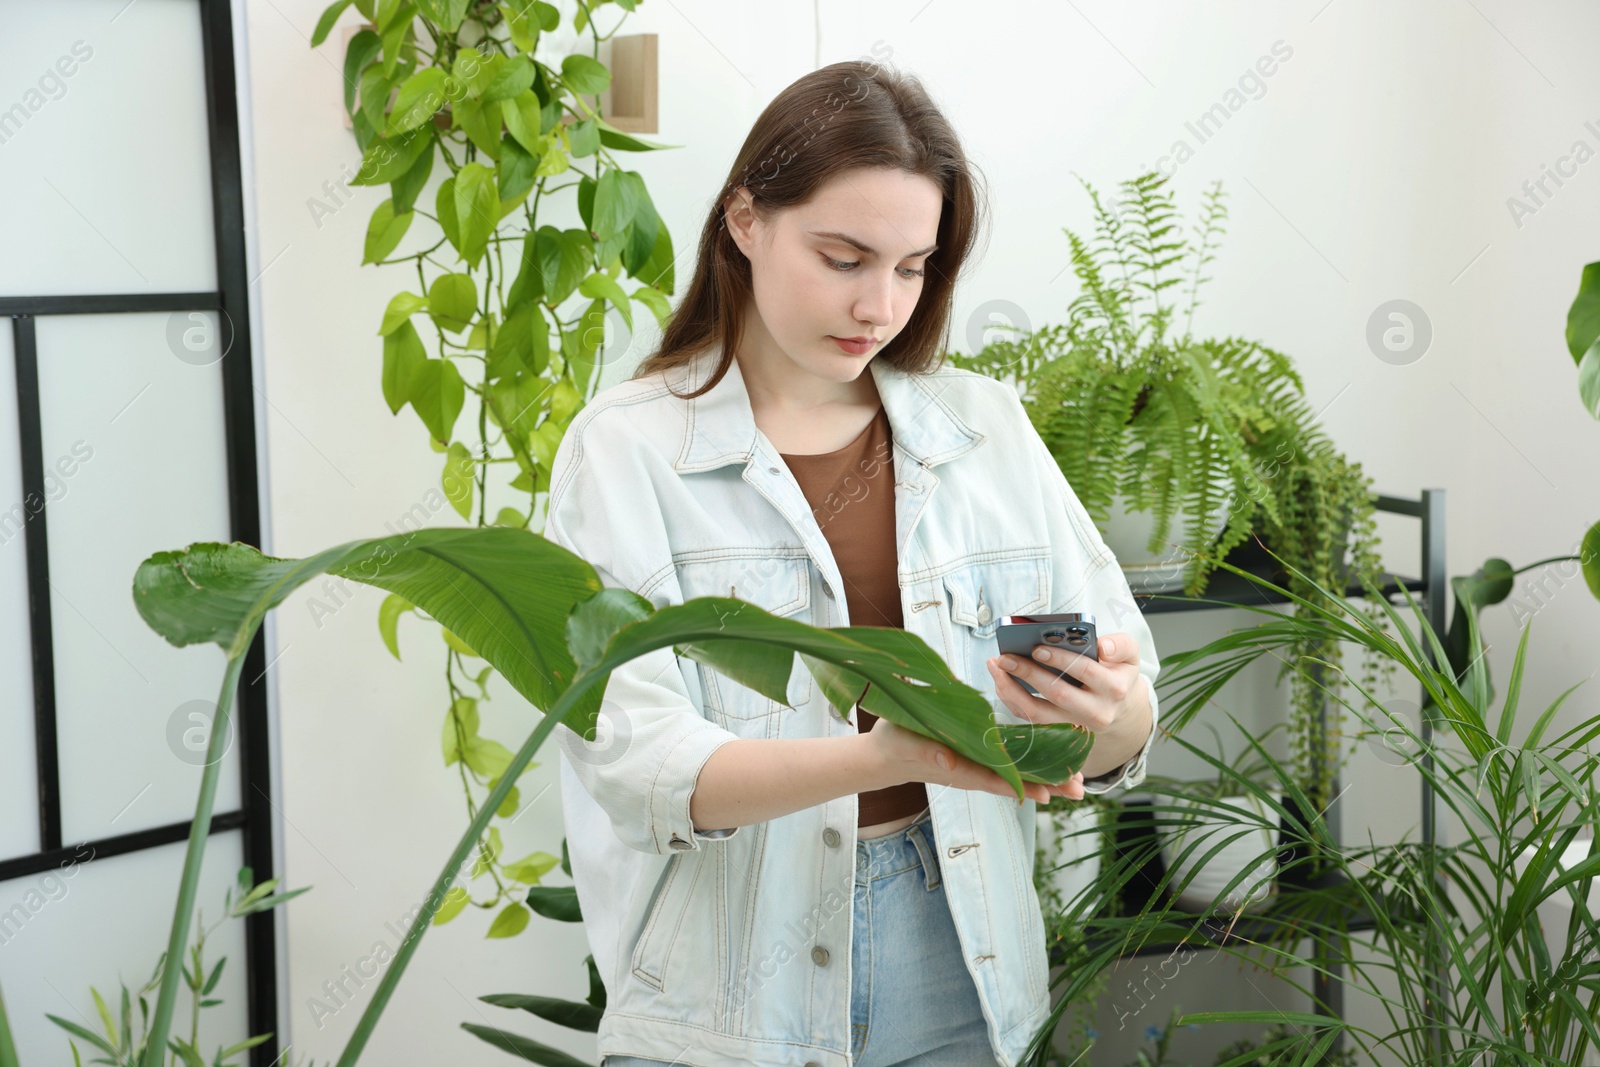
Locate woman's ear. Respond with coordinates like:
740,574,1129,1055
722,186,757,256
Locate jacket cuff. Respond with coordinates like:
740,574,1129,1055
1081,673,1159,795
659,726,742,852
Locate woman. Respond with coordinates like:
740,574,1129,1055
544,58,1160,1067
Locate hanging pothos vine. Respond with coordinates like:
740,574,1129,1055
312,0,675,939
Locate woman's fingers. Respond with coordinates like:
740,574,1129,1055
902,724,1088,805
943,749,1055,804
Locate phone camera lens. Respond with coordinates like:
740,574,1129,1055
1042,628,1066,644
1066,625,1088,637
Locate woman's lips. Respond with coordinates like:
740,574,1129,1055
830,336,876,355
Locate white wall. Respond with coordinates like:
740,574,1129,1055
239,1,1600,1064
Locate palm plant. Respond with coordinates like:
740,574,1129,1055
1021,542,1600,1067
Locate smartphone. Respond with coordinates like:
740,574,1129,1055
995,613,1098,698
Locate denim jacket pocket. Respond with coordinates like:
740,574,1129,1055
941,553,1051,688
677,553,813,723
630,846,715,996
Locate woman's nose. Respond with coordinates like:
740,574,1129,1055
853,270,895,326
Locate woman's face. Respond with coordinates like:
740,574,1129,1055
725,166,944,393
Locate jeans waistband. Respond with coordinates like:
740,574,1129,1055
854,807,939,891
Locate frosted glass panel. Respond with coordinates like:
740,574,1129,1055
0,831,252,1062
0,323,41,860
34,313,240,843
0,0,216,294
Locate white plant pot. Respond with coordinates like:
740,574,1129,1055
1158,794,1278,914
1036,807,1103,911
1103,489,1230,594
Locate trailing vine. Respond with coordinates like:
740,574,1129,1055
312,0,675,936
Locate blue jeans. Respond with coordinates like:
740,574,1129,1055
604,807,998,1067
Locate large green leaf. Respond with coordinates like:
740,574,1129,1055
501,89,544,154
415,0,469,30
129,527,1086,1067
350,128,433,186
619,172,659,276
591,168,636,243
312,0,353,47
560,54,610,96
500,2,541,52
596,117,676,152
408,356,466,443
634,214,675,294
524,884,581,922
381,319,426,414
479,991,601,1032
1566,260,1600,364
1569,261,1600,417
483,55,536,102
1583,520,1600,600
435,175,460,254
535,226,592,306
427,273,477,333
389,138,434,214
578,272,632,332
461,1024,591,1067
454,162,500,268
135,529,602,722
363,199,413,265
341,29,382,114
990,722,1096,784
1578,339,1600,419
497,134,540,208
673,617,1067,793
388,67,446,134
452,94,503,158
486,302,549,377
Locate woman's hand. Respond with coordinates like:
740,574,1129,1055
863,715,1086,804
985,632,1152,781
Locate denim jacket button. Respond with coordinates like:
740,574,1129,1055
668,835,693,851
822,583,836,599
810,945,830,966
822,827,840,847
976,603,992,625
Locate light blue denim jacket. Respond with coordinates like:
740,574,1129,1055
543,347,1160,1067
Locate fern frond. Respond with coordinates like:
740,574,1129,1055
1181,180,1229,341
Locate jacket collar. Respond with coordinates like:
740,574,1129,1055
671,345,986,473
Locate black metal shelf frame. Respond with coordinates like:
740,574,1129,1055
2,3,278,1064
1046,489,1447,1052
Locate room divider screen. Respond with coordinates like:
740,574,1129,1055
0,1,279,1062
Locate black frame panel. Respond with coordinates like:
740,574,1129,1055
2,1,278,1062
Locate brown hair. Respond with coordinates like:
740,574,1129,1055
629,55,990,399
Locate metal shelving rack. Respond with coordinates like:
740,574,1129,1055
1048,489,1447,1054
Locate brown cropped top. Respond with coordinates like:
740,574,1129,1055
778,404,930,827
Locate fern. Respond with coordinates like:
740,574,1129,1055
949,170,1397,812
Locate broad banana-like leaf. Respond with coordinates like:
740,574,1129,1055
125,527,1092,1067
990,721,1097,784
